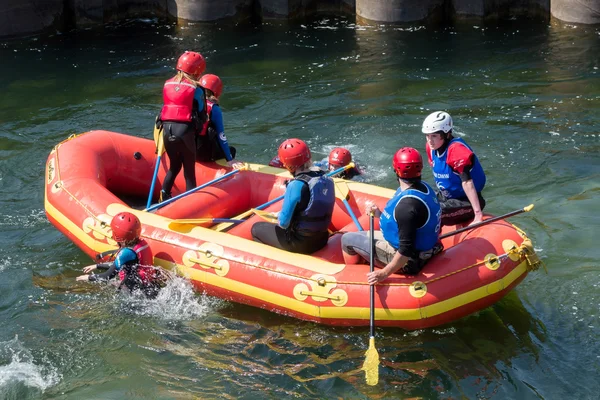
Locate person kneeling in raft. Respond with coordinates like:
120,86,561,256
422,111,487,226
76,212,164,298
251,138,335,255
341,147,443,283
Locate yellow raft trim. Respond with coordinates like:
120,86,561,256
107,203,348,276
47,190,530,322
174,259,529,322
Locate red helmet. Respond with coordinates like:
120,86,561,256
176,51,206,78
392,147,423,179
110,212,141,242
328,147,352,168
277,139,311,172
200,74,223,98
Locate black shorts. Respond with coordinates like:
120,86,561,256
251,222,329,255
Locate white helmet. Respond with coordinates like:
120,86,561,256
422,111,453,134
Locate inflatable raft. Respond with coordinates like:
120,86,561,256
44,131,542,329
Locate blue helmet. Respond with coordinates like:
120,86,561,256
114,248,138,271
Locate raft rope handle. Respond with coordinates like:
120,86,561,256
187,256,223,271
183,240,530,287
298,291,341,301
52,133,108,225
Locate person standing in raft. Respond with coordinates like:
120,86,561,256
341,147,443,283
251,138,335,254
270,147,364,180
76,212,163,298
157,51,207,202
196,74,244,169
422,111,487,226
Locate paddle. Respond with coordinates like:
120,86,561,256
362,212,380,386
218,163,358,222
146,123,165,209
169,217,245,228
440,204,534,240
333,180,363,231
145,168,243,212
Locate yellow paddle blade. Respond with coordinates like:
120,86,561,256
362,337,380,386
252,208,278,223
168,218,214,227
154,126,165,156
524,204,534,212
334,180,349,201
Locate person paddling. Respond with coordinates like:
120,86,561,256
252,138,335,254
341,147,442,281
422,111,487,226
157,51,207,202
196,74,243,169
76,212,163,298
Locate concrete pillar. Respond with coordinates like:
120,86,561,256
0,0,63,37
167,0,253,21
551,0,600,24
356,0,444,23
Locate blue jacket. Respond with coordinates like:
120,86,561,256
430,137,486,199
380,181,441,251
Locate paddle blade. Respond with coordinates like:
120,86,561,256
252,208,278,223
155,126,165,156
362,336,380,386
334,180,349,200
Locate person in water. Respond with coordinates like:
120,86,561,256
422,111,487,226
269,147,363,180
76,212,163,298
341,147,442,282
251,138,335,254
196,74,243,169
158,51,207,202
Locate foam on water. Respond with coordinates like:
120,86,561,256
117,274,223,322
0,336,60,394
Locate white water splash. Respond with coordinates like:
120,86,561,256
118,275,222,322
0,336,60,394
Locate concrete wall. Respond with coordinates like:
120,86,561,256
0,0,64,37
0,0,599,38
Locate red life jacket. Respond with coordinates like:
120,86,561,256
198,100,215,136
160,77,197,122
118,240,156,284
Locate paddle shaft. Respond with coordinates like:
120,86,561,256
254,163,357,211
440,204,534,239
172,218,244,225
146,169,241,212
369,213,375,337
146,128,164,209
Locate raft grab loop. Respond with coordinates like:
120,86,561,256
293,274,348,307
182,244,230,277
409,281,428,298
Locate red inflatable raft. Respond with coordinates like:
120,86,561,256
44,131,542,329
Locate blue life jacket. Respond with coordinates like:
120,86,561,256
114,248,139,271
380,181,441,252
430,137,486,199
293,171,335,233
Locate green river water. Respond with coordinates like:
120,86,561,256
0,16,599,399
